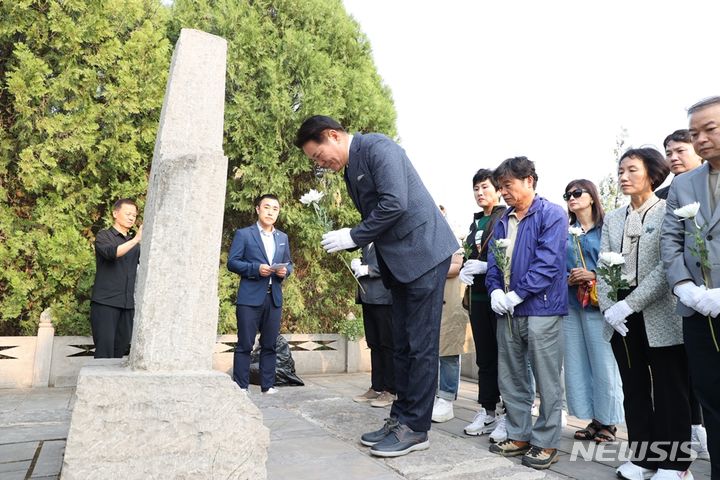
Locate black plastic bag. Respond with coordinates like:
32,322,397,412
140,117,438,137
249,335,304,387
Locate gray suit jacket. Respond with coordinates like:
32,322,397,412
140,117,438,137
662,162,720,316
345,133,458,284
356,243,392,305
598,199,683,347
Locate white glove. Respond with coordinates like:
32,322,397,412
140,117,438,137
613,320,629,336
700,288,720,318
350,258,362,271
459,267,475,285
321,228,357,253
504,291,523,316
674,282,707,311
354,265,369,278
604,300,634,333
463,259,488,275
490,289,509,315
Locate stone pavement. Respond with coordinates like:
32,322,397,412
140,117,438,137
0,373,712,479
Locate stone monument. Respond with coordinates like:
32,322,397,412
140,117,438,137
61,29,269,479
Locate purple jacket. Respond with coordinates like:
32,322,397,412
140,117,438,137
485,195,568,317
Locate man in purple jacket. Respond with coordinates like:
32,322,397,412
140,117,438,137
485,157,568,470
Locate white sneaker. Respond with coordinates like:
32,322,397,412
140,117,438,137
489,414,507,443
691,424,709,456
616,461,655,480
650,469,693,480
431,398,454,423
262,387,278,395
464,408,500,436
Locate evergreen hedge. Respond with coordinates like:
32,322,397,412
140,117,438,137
0,0,396,336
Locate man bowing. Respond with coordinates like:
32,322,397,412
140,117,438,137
295,116,458,457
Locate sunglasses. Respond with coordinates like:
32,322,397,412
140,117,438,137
563,189,589,201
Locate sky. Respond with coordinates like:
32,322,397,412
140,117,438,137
342,0,720,235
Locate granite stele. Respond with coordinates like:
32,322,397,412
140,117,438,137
62,29,269,479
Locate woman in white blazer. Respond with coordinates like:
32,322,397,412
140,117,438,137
597,148,693,480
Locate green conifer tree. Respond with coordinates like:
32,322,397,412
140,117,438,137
0,0,170,334
169,0,397,334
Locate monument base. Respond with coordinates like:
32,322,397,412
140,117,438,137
61,364,268,479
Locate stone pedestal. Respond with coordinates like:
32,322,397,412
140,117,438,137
62,365,267,479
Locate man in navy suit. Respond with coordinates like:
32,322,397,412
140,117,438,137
228,194,293,394
295,116,458,457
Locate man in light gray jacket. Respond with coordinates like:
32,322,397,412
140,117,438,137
662,96,720,479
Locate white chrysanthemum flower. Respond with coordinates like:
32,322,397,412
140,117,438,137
599,251,625,266
674,202,700,220
299,189,324,205
495,238,511,249
568,226,584,237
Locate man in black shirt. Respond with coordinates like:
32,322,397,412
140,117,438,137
90,198,142,358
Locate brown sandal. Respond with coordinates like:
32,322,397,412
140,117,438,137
574,420,601,440
594,425,617,443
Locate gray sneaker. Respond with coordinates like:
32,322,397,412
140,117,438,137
370,391,396,408
360,417,399,446
353,388,381,403
369,424,429,458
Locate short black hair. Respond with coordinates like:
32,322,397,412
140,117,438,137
472,168,499,189
688,96,720,115
663,129,692,149
254,193,279,207
619,148,670,191
113,198,137,211
294,115,346,148
493,156,539,189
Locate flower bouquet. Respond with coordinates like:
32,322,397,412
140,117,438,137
300,189,365,294
597,251,632,367
674,202,719,351
490,238,512,334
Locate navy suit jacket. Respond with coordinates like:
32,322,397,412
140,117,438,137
345,133,458,284
228,225,293,307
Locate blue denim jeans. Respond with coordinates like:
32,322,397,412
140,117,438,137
563,305,624,425
437,355,460,400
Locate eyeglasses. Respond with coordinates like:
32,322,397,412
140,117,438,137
563,189,589,201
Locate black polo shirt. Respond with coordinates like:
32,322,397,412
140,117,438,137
91,227,140,309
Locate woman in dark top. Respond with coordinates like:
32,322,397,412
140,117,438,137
459,168,507,440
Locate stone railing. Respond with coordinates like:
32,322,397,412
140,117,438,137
0,309,371,389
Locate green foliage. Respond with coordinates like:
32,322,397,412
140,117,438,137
1,0,396,335
336,312,364,341
169,0,395,334
0,0,170,335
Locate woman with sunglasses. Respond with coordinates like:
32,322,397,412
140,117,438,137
598,148,693,480
562,180,624,445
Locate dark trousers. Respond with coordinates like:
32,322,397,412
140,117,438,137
469,297,500,411
684,313,720,478
388,256,451,433
233,293,281,391
611,302,691,471
90,302,133,359
362,304,395,393
690,379,704,426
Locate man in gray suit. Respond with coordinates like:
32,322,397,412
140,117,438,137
295,115,458,457
662,96,720,478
